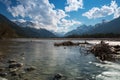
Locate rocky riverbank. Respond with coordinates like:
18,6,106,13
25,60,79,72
90,41,120,61
54,40,120,61
54,41,90,46
0,58,36,80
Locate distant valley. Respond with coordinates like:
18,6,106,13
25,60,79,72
0,13,120,39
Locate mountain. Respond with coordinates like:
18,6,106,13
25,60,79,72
0,14,24,39
88,17,120,34
14,21,56,38
65,25,94,36
0,14,56,38
65,17,120,37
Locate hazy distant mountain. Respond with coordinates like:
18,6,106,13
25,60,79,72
65,25,94,36
88,17,120,34
0,14,56,38
65,17,120,37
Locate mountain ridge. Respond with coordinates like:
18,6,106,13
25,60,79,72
65,17,120,37
0,14,56,38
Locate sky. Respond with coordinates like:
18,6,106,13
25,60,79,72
0,0,120,33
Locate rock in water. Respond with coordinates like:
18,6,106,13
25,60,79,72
0,68,4,72
53,73,63,80
0,73,7,77
25,66,36,72
9,63,23,68
7,59,16,64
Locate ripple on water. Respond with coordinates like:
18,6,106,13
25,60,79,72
93,61,120,80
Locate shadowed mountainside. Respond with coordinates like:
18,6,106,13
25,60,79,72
0,14,56,38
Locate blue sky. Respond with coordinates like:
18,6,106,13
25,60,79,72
0,0,120,33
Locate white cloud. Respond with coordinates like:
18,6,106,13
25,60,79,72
17,19,26,23
59,18,81,27
57,18,81,33
65,0,83,12
8,5,26,17
0,0,81,33
82,1,120,19
12,19,26,23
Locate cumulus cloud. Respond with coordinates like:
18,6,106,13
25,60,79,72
65,0,83,12
8,5,26,17
57,18,81,33
82,1,120,19
0,0,81,33
59,19,81,27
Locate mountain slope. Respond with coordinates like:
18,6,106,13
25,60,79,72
65,25,94,36
65,17,120,37
0,14,56,38
14,21,56,38
0,14,24,38
89,17,120,34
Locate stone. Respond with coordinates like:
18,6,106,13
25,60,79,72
53,73,63,80
7,59,16,64
9,63,23,68
10,71,18,76
0,73,7,77
25,66,36,72
0,68,4,72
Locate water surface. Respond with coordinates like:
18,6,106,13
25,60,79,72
0,39,120,80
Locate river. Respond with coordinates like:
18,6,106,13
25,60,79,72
0,39,120,80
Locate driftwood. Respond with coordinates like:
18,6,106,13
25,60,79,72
90,41,120,61
54,41,90,46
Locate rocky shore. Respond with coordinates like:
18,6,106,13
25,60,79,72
54,40,120,61
90,41,120,61
0,58,36,80
54,41,90,46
